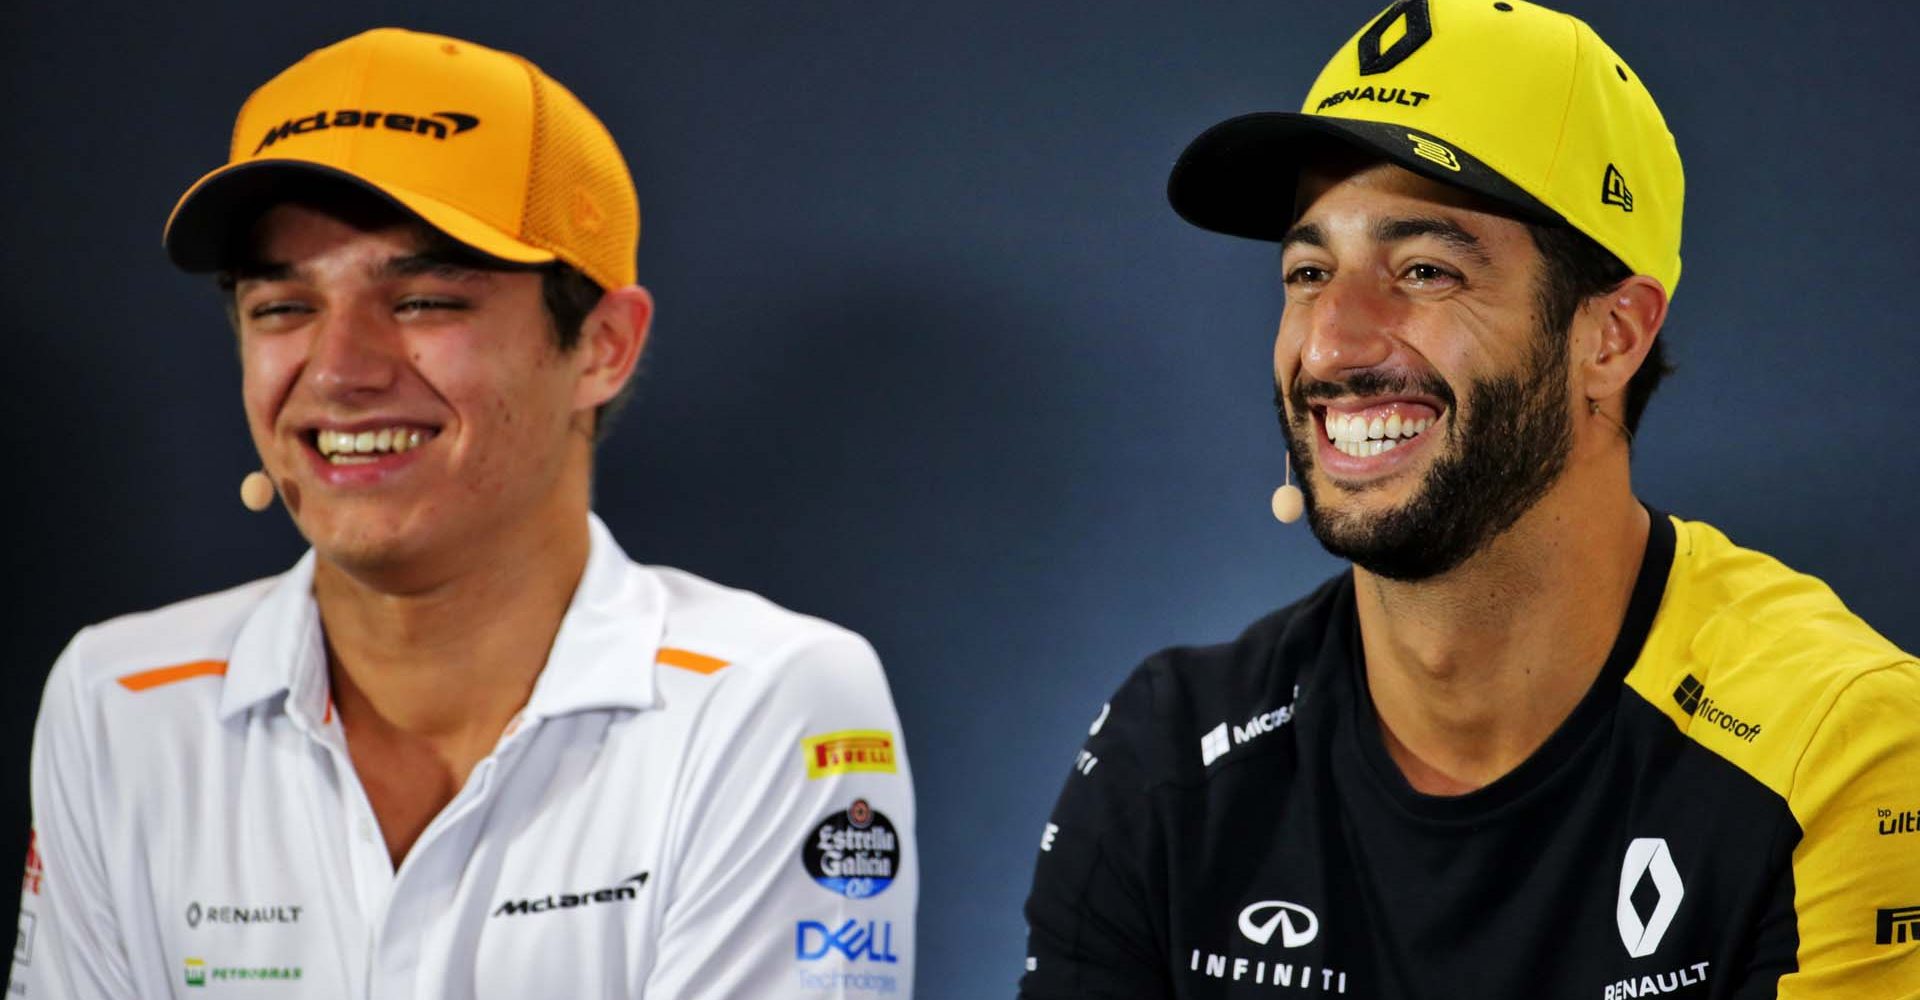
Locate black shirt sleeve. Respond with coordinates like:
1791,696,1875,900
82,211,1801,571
1019,662,1175,1000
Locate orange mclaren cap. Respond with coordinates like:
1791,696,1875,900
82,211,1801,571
163,28,638,290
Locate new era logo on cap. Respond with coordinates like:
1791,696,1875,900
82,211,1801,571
1602,163,1634,212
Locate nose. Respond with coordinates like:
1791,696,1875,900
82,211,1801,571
1290,272,1399,386
305,301,402,401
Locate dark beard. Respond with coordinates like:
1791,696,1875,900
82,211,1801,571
1277,330,1574,582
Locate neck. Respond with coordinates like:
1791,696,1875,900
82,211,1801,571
312,493,591,751
1352,454,1649,795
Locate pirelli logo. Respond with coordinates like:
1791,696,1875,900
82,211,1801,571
803,730,898,780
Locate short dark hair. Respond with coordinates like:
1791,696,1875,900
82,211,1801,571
1525,223,1671,434
216,180,636,440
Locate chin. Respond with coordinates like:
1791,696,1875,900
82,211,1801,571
301,513,435,579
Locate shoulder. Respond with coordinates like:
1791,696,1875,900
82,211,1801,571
1091,573,1350,785
40,576,281,720
648,564,881,679
1629,515,1917,803
641,565,897,739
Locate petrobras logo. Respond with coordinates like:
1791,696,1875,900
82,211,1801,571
181,957,303,987
796,919,901,964
802,730,898,780
802,799,900,899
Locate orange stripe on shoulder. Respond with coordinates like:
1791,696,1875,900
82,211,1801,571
656,647,729,675
116,660,228,692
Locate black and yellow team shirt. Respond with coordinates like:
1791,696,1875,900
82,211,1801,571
1020,513,1920,999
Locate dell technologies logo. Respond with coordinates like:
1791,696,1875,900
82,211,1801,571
795,919,900,963
253,109,481,155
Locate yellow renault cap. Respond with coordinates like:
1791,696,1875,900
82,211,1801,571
163,27,638,290
1168,0,1683,293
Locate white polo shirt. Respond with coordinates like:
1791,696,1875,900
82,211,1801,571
10,515,915,999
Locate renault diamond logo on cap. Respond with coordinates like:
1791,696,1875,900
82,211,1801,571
1602,163,1635,212
1408,134,1461,172
253,109,482,155
1357,0,1433,76
1617,837,1685,957
1238,900,1319,948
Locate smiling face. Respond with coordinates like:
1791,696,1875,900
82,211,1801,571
234,204,599,584
1274,155,1576,581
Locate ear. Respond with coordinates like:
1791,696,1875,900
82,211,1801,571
1575,274,1668,407
572,285,654,412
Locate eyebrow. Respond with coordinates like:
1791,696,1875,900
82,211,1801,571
228,250,495,288
378,250,496,282
1279,222,1326,253
1373,216,1492,266
1278,216,1493,267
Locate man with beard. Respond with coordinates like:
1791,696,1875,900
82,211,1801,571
1020,1,1918,997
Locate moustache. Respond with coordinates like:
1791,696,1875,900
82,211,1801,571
1279,370,1457,426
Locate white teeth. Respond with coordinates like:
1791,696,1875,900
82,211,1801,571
1325,410,1442,457
315,426,430,460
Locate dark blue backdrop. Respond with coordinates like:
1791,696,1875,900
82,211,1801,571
5,2,1916,995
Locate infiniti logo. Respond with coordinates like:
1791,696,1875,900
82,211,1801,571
1238,900,1318,948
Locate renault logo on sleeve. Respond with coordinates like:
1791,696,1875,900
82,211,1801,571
1238,900,1319,948
1616,838,1685,957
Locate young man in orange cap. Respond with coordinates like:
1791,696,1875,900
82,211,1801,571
1022,1,1918,996
11,29,914,999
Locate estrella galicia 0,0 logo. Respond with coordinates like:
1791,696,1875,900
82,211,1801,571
801,798,900,899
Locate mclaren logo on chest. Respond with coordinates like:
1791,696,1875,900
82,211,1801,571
253,109,481,154
492,871,649,917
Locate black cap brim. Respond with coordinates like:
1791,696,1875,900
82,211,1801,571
1167,113,1563,241
165,161,419,272
163,160,542,274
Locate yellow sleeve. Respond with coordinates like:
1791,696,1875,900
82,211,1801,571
1778,661,1920,997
